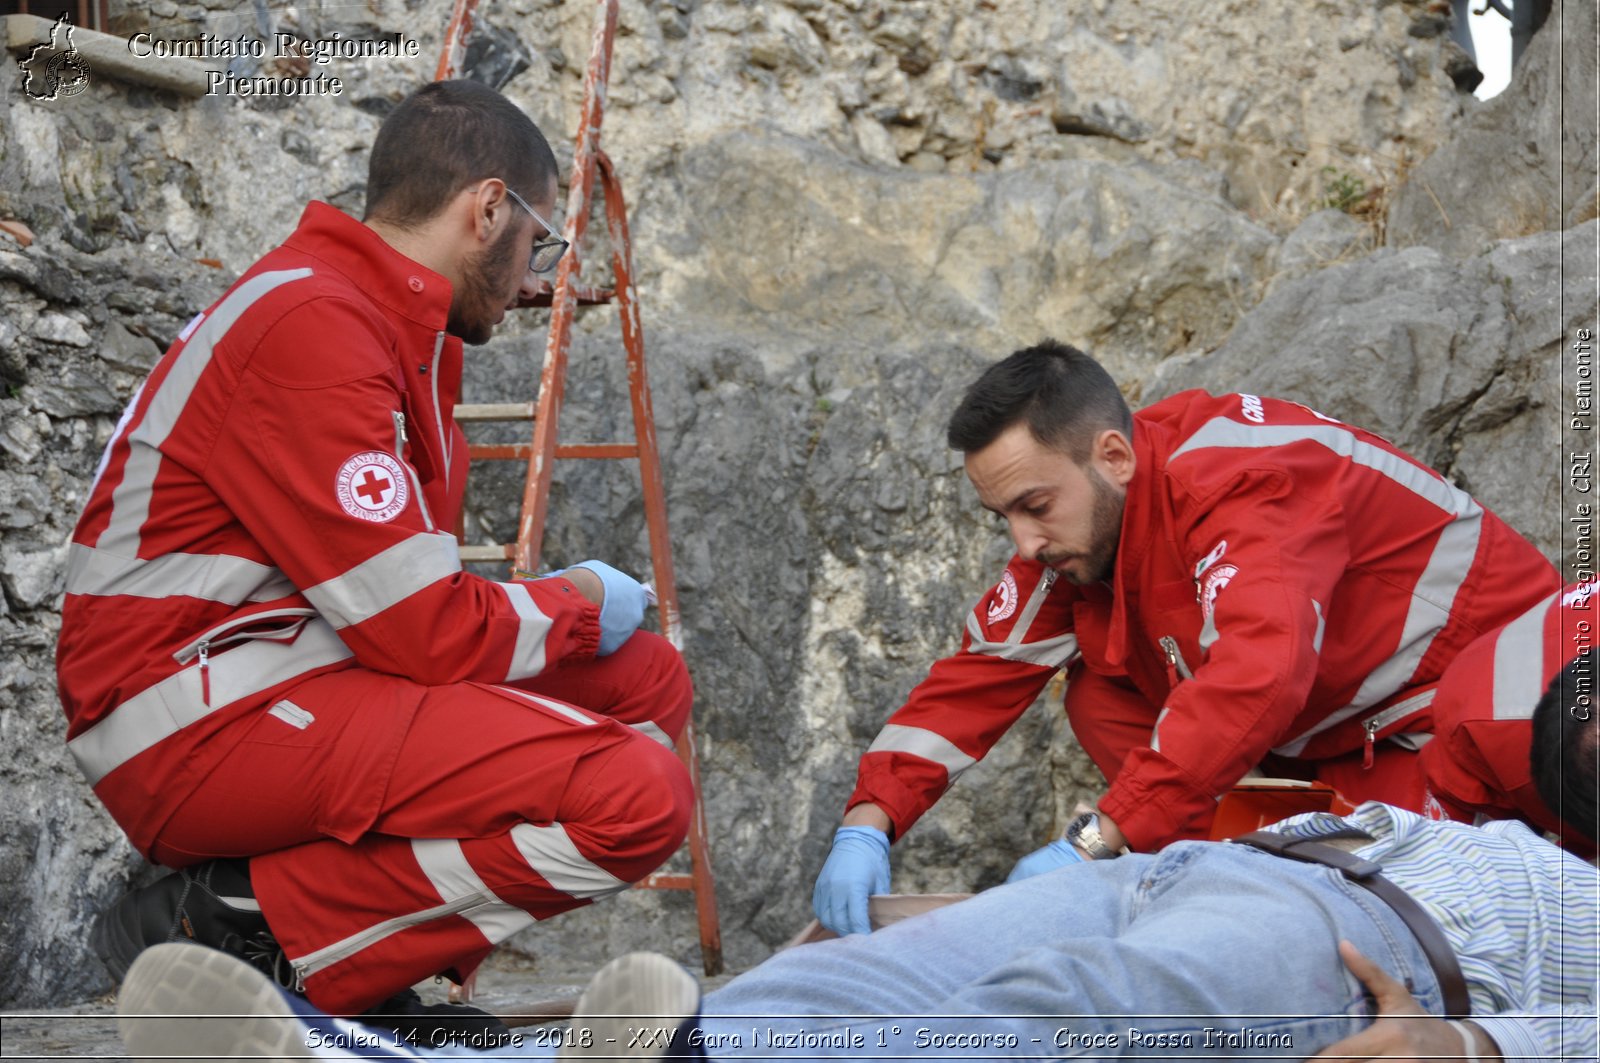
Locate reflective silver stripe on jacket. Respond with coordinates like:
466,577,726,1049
291,886,513,980
94,269,314,560
498,687,597,726
65,543,294,604
69,617,353,785
867,723,978,783
1491,590,1560,720
510,822,629,898
965,568,1078,668
496,582,555,682
1170,417,1483,756
966,611,1080,668
630,720,674,749
1006,569,1055,645
291,822,629,981
412,838,533,944
302,532,462,630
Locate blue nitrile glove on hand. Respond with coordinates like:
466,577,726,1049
570,560,648,656
812,826,890,936
1005,838,1084,883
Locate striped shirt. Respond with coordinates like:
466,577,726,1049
1270,803,1599,1063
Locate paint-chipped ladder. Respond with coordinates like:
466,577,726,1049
437,0,724,992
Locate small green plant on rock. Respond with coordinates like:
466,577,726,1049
1318,166,1368,214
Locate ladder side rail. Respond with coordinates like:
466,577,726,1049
434,0,480,81
596,149,723,975
513,0,620,575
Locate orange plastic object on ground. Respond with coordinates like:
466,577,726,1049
1209,779,1359,841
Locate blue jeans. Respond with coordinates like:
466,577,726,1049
486,841,1444,1059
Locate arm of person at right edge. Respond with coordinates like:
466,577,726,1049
813,557,1077,933
1312,941,1597,1063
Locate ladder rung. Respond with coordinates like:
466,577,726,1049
456,402,535,423
555,443,639,459
516,280,616,307
467,443,533,461
635,873,693,890
458,543,513,563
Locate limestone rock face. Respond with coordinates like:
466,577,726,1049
1387,0,1600,256
0,0,1588,1007
643,131,1278,363
551,0,1468,219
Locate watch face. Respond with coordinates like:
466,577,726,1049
1067,813,1115,858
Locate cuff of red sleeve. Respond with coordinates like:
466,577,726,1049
1098,771,1210,853
846,772,929,844
549,577,604,660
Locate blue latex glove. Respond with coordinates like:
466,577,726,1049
570,560,648,656
1005,838,1084,883
812,826,890,936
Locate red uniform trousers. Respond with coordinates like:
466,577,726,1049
148,631,693,1015
1062,664,1438,838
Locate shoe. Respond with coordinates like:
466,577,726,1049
560,952,703,1060
118,941,418,1061
357,987,517,1050
91,859,296,990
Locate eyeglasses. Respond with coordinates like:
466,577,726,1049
503,186,570,274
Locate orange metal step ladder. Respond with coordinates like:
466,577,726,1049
436,0,723,979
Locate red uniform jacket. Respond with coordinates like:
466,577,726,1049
849,390,1560,851
57,203,601,855
1422,579,1597,853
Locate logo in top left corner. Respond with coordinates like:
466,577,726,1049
335,452,409,523
20,14,93,101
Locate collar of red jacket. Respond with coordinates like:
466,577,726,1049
284,202,453,331
1101,414,1158,669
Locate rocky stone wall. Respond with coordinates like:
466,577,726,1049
1,0,1590,1006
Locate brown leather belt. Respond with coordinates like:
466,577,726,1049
1233,829,1472,1018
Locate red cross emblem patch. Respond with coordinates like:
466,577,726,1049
987,569,1019,624
335,451,409,523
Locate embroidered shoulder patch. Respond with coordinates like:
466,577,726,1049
1200,564,1238,622
335,451,409,523
987,569,1019,624
1193,539,1228,580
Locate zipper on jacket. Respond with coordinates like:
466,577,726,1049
1356,693,1431,771
290,892,491,984
196,640,210,706
392,410,436,532
1159,635,1193,688
173,608,318,664
431,331,451,486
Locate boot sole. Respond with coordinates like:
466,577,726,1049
118,943,315,1062
561,952,701,1060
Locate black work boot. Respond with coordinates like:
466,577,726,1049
90,859,297,991
357,987,517,1050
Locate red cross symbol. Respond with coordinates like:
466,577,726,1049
355,468,393,506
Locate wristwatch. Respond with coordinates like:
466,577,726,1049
1064,812,1124,860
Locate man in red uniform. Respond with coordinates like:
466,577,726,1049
1420,578,1597,853
57,80,694,1038
813,340,1560,936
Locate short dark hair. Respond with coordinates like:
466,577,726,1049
945,340,1133,462
364,80,558,227
1532,647,1599,843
